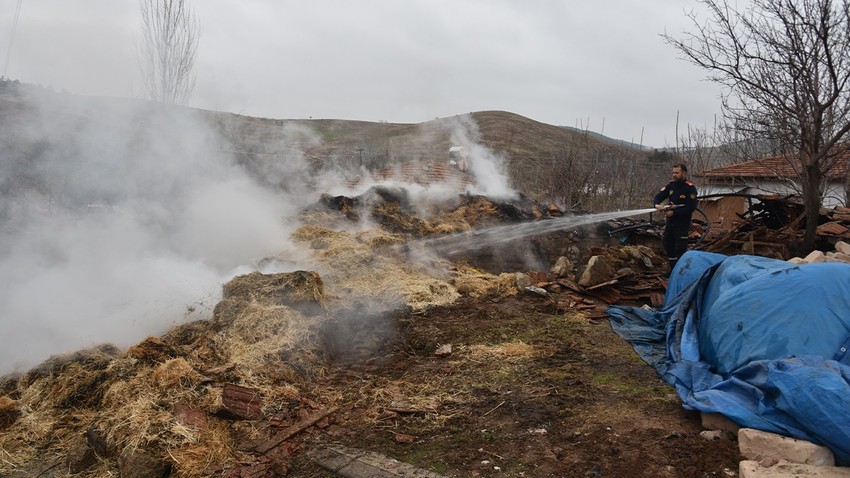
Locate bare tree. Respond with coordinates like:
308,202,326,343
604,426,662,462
138,0,200,105
664,0,850,251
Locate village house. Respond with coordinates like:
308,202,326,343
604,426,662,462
695,151,849,230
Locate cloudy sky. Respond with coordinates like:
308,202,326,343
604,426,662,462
2,0,723,148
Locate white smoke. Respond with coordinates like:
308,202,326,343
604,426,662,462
448,115,517,200
0,91,312,374
0,90,522,375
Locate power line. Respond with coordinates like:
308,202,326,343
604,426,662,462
3,0,24,78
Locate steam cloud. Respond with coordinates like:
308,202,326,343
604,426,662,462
0,92,518,375
0,93,310,374
448,115,517,199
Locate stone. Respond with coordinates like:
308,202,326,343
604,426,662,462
701,412,740,434
312,445,448,477
118,449,171,478
514,273,531,289
578,255,616,287
434,344,452,357
739,460,850,478
829,251,850,263
836,241,850,255
803,250,826,264
524,286,549,297
739,428,835,466
550,256,573,277
700,430,726,441
788,257,806,264
65,433,97,474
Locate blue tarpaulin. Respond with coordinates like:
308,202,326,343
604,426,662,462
607,251,850,464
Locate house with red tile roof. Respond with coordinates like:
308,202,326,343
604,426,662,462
694,150,849,229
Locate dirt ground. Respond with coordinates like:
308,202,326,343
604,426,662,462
287,293,741,477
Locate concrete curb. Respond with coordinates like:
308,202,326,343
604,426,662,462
312,445,448,478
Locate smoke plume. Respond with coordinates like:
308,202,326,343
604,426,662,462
0,90,310,374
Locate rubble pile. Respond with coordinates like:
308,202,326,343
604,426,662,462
698,200,850,259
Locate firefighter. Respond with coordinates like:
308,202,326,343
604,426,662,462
653,163,697,271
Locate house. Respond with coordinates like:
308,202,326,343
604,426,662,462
448,146,469,172
695,150,849,230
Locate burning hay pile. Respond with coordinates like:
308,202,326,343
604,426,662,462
0,187,572,476
0,268,331,477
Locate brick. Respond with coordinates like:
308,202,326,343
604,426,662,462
313,446,447,478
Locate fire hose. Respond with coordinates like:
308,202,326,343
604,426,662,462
607,203,710,247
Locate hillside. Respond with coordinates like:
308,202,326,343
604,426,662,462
202,109,637,166
1,80,666,215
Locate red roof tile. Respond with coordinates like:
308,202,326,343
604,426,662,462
698,146,850,179
346,161,476,189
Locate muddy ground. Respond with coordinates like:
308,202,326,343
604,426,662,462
288,293,741,477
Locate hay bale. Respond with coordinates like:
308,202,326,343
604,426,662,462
151,359,205,391
362,231,407,248
221,271,324,313
371,202,434,235
166,421,236,477
292,226,460,312
494,273,521,297
431,221,471,234
211,302,320,383
44,363,115,409
127,336,177,364
399,279,459,311
290,224,343,243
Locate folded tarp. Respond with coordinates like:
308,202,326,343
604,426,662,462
607,250,850,464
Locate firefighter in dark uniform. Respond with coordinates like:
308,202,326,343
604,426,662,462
653,163,697,271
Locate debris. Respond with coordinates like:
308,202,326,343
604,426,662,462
173,404,208,432
255,406,340,454
550,256,573,277
434,344,453,357
311,445,448,478
482,400,506,417
524,286,549,297
386,400,438,414
118,449,171,478
220,383,263,420
579,255,616,287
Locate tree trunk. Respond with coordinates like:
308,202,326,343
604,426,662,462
802,164,822,252
845,169,850,207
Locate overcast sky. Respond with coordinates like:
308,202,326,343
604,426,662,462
1,0,724,148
